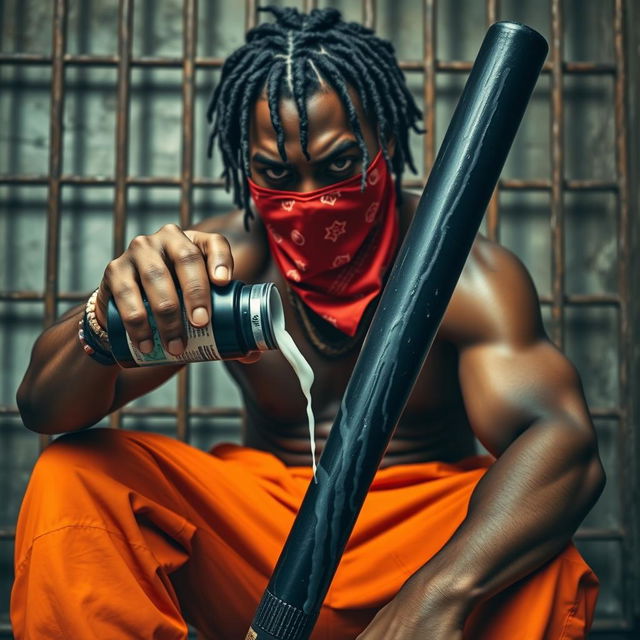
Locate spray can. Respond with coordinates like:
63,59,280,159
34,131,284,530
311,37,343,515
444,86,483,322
106,281,283,367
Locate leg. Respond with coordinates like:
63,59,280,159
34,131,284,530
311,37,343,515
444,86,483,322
321,457,598,640
10,429,305,639
463,544,599,640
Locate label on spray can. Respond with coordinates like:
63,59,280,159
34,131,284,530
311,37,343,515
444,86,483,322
125,298,221,366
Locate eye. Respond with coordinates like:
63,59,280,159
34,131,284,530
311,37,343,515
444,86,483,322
328,157,355,173
264,166,290,181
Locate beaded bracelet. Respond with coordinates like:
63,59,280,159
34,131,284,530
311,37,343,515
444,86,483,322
78,317,115,365
85,288,109,346
77,289,115,365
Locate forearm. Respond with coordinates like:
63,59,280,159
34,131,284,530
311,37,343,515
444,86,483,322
17,305,120,434
416,417,605,613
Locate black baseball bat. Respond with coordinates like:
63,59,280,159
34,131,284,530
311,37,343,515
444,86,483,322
246,21,548,640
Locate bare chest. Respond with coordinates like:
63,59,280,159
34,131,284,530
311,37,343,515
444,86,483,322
224,263,476,465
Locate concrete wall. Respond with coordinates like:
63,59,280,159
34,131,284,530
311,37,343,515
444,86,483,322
0,0,636,636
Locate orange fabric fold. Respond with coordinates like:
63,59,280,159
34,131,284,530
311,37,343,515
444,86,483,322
11,428,598,639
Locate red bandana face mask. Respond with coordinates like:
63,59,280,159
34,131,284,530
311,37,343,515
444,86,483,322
248,150,399,336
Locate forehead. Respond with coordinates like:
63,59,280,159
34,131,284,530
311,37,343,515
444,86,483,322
250,86,368,153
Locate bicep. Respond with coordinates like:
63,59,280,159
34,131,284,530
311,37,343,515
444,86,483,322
458,338,593,457
449,240,593,456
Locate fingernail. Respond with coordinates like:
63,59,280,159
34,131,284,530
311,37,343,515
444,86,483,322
139,339,154,354
214,265,229,281
192,307,209,325
168,338,184,355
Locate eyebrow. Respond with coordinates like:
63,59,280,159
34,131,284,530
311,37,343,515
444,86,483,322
252,139,360,168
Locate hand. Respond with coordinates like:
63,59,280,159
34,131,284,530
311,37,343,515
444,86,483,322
356,573,466,640
94,223,259,363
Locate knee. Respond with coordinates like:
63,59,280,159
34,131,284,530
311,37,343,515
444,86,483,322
30,427,132,484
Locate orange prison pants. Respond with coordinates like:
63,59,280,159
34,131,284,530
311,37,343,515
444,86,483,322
11,428,598,639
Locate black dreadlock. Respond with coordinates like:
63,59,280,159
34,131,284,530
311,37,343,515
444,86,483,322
206,6,424,230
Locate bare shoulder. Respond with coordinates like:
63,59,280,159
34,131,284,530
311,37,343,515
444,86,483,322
188,208,270,282
438,235,545,347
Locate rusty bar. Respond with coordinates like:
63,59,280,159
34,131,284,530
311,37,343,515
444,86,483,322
0,175,227,186
127,176,183,186
136,55,223,67
613,0,634,625
0,402,621,419
0,176,49,185
549,0,564,349
179,0,197,242
501,179,550,190
566,293,621,305
110,0,134,431
564,61,617,74
0,176,614,192
64,54,120,66
245,0,258,33
0,403,621,419
0,53,617,75
485,0,500,242
0,53,51,64
41,0,68,452
589,407,623,419
0,291,89,302
303,0,318,12
193,56,226,68
62,175,115,185
574,527,625,540
0,175,611,192
486,0,499,24
362,0,376,29
133,56,183,67
591,619,634,632
0,53,216,68
566,179,619,191
135,406,242,417
113,0,133,261
539,294,621,306
175,0,198,443
0,405,244,418
0,291,96,302
423,0,436,173
394,60,615,75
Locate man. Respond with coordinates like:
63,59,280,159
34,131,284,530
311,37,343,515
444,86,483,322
12,7,604,639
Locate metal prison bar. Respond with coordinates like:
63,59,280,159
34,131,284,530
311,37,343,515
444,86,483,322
0,0,633,636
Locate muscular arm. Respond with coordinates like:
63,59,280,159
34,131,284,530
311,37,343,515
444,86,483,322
417,240,605,610
17,210,267,434
360,240,604,639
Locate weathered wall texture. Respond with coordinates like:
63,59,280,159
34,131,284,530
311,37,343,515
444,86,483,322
0,1,637,637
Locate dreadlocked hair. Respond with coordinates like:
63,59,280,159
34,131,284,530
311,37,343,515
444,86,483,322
206,5,424,230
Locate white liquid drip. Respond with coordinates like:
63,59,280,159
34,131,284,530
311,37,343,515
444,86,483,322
273,322,317,482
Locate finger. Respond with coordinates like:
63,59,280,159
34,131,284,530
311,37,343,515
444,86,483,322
102,258,155,354
185,230,234,286
162,232,212,329
129,236,185,355
237,351,262,364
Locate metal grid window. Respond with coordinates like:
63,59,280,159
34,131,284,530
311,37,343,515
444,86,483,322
0,0,637,637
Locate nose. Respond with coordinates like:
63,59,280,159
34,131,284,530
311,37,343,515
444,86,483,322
297,175,324,193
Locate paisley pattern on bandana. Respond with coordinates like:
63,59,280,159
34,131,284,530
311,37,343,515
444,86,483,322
248,150,398,336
